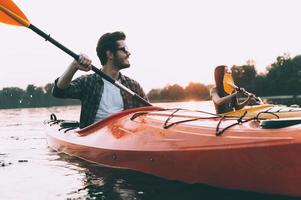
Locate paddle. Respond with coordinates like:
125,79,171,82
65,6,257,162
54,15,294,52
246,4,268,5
223,72,263,103
0,0,151,107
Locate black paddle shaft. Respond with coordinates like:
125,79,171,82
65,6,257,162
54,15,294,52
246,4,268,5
28,24,151,106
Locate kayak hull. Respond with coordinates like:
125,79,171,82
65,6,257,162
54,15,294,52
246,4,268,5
47,136,301,195
45,106,301,197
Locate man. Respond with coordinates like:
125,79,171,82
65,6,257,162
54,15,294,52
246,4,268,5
53,31,149,128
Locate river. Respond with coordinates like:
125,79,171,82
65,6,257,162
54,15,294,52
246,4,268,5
0,101,298,200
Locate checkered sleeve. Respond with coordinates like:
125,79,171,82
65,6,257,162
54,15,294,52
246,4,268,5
134,81,149,102
52,75,87,100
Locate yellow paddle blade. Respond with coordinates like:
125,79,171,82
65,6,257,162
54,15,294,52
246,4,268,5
0,0,30,27
223,72,235,94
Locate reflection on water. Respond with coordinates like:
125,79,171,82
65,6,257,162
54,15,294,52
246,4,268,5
0,102,299,199
57,154,297,200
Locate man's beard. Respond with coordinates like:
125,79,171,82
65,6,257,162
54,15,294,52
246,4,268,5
113,57,130,70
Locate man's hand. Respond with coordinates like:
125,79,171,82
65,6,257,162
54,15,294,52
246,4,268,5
72,53,92,72
57,53,92,89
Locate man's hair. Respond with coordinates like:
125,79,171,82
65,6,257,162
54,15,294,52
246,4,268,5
96,31,126,65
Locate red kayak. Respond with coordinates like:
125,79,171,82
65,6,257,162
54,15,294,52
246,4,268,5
45,106,301,197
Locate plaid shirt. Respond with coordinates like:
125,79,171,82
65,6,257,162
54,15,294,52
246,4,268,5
52,72,149,128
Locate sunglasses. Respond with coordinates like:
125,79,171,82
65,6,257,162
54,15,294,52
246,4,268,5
114,46,130,54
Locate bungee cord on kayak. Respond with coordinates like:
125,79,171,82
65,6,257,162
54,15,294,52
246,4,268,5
162,108,220,129
47,105,301,138
129,106,301,135
255,108,280,119
47,114,79,133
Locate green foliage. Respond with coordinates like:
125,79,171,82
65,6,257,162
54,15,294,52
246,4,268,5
231,54,301,97
264,55,301,95
160,84,185,101
0,84,79,109
147,82,210,102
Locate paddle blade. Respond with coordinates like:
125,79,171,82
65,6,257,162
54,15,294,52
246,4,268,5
223,73,235,94
0,0,30,27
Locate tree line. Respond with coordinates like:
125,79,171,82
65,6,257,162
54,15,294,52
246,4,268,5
148,54,301,102
231,54,301,96
0,83,79,109
0,54,301,108
147,82,211,102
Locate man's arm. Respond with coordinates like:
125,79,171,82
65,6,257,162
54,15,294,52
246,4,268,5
57,54,92,89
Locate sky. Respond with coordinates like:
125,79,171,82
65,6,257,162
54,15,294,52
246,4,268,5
1,0,301,92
